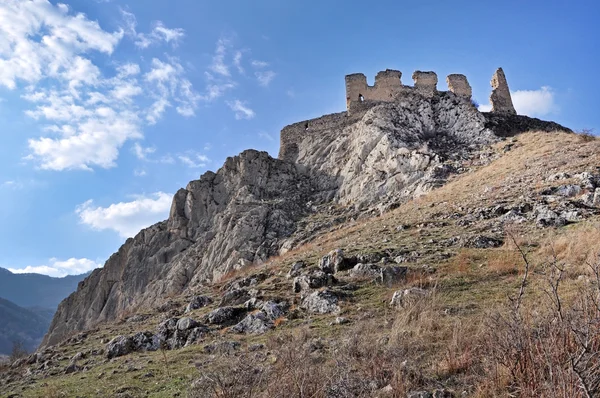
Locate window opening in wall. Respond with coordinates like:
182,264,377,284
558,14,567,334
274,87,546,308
359,94,364,102
304,122,309,131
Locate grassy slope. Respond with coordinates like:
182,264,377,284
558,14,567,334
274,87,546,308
3,131,600,397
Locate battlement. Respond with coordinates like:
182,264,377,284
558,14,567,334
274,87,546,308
345,67,514,114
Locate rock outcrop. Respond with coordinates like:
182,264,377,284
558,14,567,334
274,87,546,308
42,88,570,348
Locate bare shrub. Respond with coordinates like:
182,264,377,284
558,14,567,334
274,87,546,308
9,339,28,362
482,243,600,397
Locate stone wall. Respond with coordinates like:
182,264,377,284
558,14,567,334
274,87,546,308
490,68,516,114
412,71,438,97
279,109,369,162
446,74,472,98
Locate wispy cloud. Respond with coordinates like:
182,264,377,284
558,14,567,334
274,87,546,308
256,70,276,87
121,10,185,49
227,99,255,120
258,132,274,141
178,152,210,168
132,143,156,160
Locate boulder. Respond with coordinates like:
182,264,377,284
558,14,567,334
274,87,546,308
319,249,355,274
261,301,288,320
106,336,134,359
350,263,381,279
185,296,213,312
176,317,200,331
204,306,246,326
301,290,341,314
377,266,407,286
218,288,252,307
231,312,273,334
131,331,160,351
293,271,335,293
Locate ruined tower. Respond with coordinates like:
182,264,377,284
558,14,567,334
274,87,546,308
489,68,516,114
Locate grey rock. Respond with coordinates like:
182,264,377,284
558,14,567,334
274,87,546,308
554,185,582,198
350,263,381,279
204,307,246,326
535,205,567,227
377,266,408,286
218,289,251,307
106,336,134,359
301,290,341,314
287,261,306,278
293,271,335,293
176,317,200,331
185,295,213,312
463,235,503,249
131,331,160,352
64,362,81,374
231,312,273,334
184,326,209,347
319,249,354,274
261,301,288,320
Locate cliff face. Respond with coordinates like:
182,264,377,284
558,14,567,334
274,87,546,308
42,92,567,347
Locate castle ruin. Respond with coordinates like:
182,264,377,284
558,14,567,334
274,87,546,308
280,67,517,162
345,67,515,114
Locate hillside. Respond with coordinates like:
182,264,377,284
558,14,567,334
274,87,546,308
3,76,600,397
0,268,88,309
0,298,54,355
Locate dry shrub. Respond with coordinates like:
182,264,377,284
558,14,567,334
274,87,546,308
480,257,600,397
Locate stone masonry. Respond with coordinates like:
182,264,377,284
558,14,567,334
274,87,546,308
446,74,472,98
412,71,438,97
490,67,516,114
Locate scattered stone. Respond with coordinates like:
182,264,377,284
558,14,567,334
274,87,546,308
293,271,335,293
185,296,213,313
176,317,200,331
301,290,341,314
319,249,355,274
231,312,273,334
125,314,149,323
248,343,265,352
261,301,288,320
351,263,381,279
463,235,503,249
535,205,567,227
64,362,81,374
219,288,252,307
377,266,408,286
287,261,306,278
204,306,246,326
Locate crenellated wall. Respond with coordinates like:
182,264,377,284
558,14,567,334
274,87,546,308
345,69,476,112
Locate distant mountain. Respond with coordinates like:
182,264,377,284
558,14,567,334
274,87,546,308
0,267,89,309
0,297,54,355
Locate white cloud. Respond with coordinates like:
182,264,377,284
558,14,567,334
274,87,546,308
132,143,155,160
226,99,255,120
9,258,101,277
76,192,173,238
133,169,147,177
0,2,198,171
251,60,269,68
178,152,210,168
478,86,557,117
255,70,276,87
512,86,557,117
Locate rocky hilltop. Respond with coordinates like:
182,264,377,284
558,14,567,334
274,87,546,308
42,80,566,348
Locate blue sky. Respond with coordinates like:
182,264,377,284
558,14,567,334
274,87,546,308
0,0,598,277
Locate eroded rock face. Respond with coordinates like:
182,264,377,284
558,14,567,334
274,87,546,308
43,150,312,347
